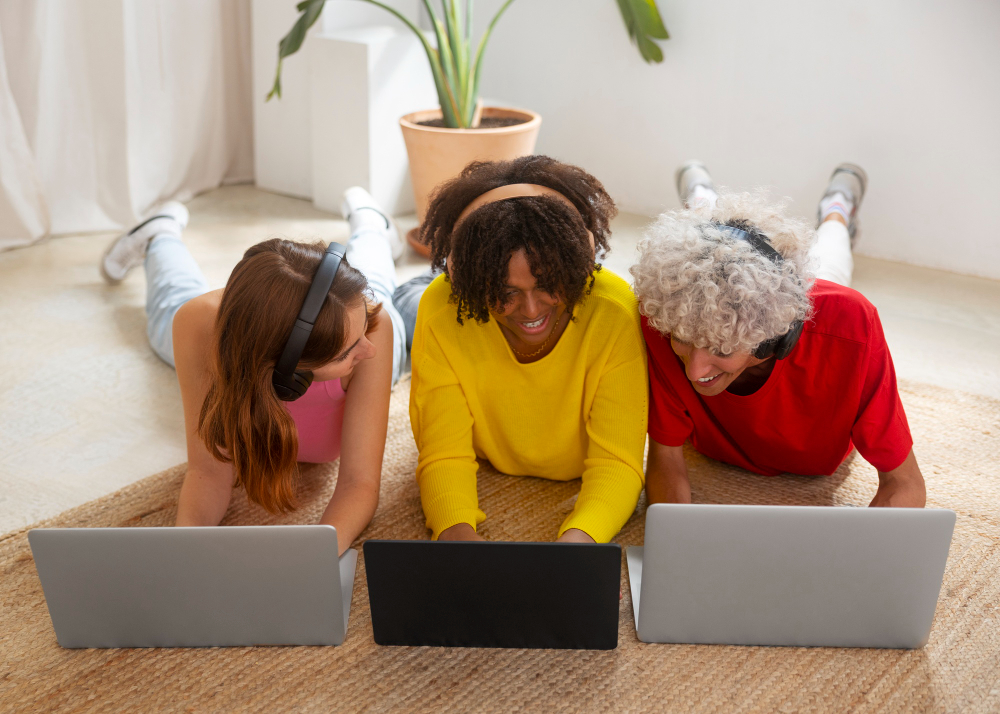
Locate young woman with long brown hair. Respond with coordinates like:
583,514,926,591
100,188,420,554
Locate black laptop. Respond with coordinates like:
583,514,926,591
363,540,621,649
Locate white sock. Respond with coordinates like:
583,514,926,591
819,191,854,223
689,184,719,208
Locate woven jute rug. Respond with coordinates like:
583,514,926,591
2,378,999,713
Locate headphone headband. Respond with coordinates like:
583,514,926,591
708,222,802,361
712,222,784,264
272,242,347,401
453,182,596,257
455,183,581,229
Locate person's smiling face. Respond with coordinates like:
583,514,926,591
491,249,567,348
669,335,764,396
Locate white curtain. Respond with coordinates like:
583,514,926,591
0,0,253,251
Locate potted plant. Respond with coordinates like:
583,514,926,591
269,0,669,254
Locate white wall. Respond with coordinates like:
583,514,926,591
309,28,435,216
251,0,423,199
475,0,1000,279
251,0,315,198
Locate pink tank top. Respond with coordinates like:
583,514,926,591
284,378,347,464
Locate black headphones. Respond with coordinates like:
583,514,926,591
272,242,347,402
713,222,803,361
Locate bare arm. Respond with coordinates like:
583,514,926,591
173,294,237,527
318,316,393,554
644,439,691,505
869,449,926,508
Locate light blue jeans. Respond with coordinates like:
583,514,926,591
145,226,409,384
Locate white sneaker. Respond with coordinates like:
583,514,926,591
100,201,190,284
341,186,404,262
675,160,718,208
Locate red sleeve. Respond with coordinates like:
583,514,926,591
850,308,913,471
641,319,694,447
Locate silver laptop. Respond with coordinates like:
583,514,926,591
627,504,955,648
28,525,357,648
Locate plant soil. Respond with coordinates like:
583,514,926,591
417,116,528,129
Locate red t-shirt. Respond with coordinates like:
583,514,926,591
642,280,912,476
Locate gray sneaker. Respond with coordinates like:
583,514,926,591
674,160,718,208
100,201,189,284
818,163,867,241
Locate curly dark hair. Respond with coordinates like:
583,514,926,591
419,155,617,324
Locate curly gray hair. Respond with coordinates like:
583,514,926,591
630,190,815,355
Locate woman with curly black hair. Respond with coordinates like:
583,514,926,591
407,155,648,544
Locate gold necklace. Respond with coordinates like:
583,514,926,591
506,316,563,360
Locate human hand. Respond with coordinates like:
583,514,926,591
869,476,926,508
437,523,486,542
870,450,926,508
556,528,596,544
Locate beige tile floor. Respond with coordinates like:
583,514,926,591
2,185,999,534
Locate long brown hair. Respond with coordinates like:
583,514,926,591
197,238,380,513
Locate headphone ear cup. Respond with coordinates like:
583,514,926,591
291,369,313,398
753,339,776,360
272,369,313,402
772,320,804,360
754,320,804,361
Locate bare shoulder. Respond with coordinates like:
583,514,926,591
174,290,222,342
173,290,222,377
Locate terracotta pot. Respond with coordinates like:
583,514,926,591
399,106,542,256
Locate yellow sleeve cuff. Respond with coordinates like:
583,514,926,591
427,508,487,540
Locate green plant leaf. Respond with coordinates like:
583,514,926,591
360,0,460,125
443,0,470,119
270,0,668,125
422,1,465,126
269,0,461,126
433,19,464,125
468,0,517,126
615,0,669,63
635,32,663,63
267,0,326,100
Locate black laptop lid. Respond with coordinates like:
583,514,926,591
363,541,621,650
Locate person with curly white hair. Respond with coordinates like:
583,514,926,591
631,162,926,508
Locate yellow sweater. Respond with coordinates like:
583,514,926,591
409,269,648,542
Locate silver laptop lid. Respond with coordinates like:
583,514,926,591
28,525,357,648
630,504,955,648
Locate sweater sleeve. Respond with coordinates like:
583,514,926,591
558,316,648,542
409,319,485,540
